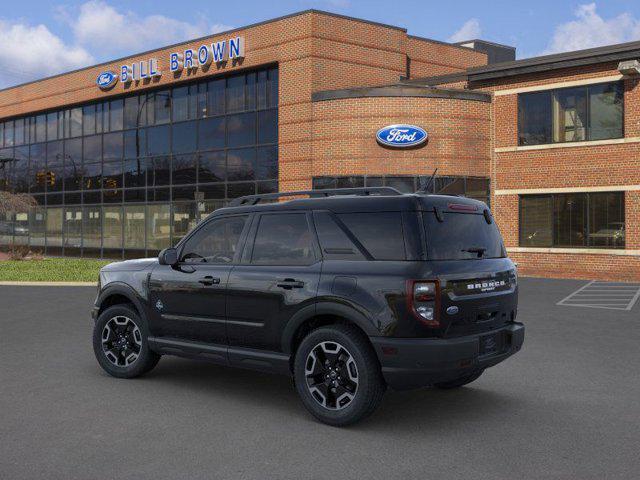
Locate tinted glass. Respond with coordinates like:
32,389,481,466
207,79,225,116
423,212,505,260
147,125,170,155
257,109,277,144
198,117,225,150
588,192,624,248
553,87,587,142
172,154,197,185
172,121,197,154
518,91,552,145
227,112,255,147
519,195,553,247
227,148,255,181
313,211,366,261
181,215,247,263
251,213,315,265
554,193,586,247
109,99,124,131
338,212,406,260
589,83,623,141
198,151,225,183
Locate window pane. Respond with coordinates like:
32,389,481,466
147,125,170,155
226,75,245,113
172,86,189,122
109,99,124,131
518,91,551,145
124,129,145,158
83,135,102,163
385,176,414,193
588,192,625,248
123,96,139,129
198,117,225,150
29,144,46,193
103,132,123,160
268,68,279,108
227,112,255,147
64,207,83,252
246,72,256,110
181,215,247,263
435,176,464,196
146,204,171,251
227,148,255,181
207,79,225,116
589,83,623,141
553,87,587,143
251,213,315,265
36,115,47,143
338,212,406,260
172,153,197,185
172,121,197,154
103,206,123,249
82,206,101,252
172,202,197,243
46,141,64,193
257,109,277,144
154,91,171,124
102,160,123,191
83,161,102,191
123,159,145,188
336,176,364,189
46,114,58,142
520,195,553,247
29,207,46,248
554,194,586,247
46,207,63,248
95,103,104,134
313,211,366,261
227,182,255,199
83,106,96,136
70,108,82,137
13,146,29,193
257,70,268,110
14,118,25,145
64,138,82,192
124,205,146,251
256,146,277,180
147,156,170,186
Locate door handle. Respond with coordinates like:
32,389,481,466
277,278,305,289
198,276,220,286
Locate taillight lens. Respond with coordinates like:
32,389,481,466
408,280,440,327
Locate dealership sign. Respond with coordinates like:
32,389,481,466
96,36,245,89
376,124,428,148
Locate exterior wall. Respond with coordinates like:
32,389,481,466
406,37,487,78
478,63,640,281
310,95,491,181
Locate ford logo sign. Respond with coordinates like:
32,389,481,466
376,124,428,148
96,71,118,90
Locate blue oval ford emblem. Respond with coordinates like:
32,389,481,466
446,306,459,315
376,124,428,148
96,71,118,90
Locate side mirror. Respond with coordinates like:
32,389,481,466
158,247,179,266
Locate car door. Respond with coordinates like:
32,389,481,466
148,213,251,345
226,211,321,352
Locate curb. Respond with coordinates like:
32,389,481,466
0,281,97,286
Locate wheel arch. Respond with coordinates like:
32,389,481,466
97,283,147,320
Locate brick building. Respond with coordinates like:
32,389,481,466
0,9,638,280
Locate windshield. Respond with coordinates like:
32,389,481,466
423,211,506,260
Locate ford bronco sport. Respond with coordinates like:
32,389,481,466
92,187,524,426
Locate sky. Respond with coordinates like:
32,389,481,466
1,0,640,88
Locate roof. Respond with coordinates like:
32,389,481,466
466,39,640,81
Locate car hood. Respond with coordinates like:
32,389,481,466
100,258,158,272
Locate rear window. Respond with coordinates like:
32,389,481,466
337,212,406,260
423,211,506,260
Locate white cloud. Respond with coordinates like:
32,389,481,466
448,19,481,43
543,3,640,54
68,1,232,57
0,20,93,88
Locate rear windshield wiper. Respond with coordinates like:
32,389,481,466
461,247,487,258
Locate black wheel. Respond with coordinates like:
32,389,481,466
434,370,484,389
93,304,160,379
294,325,385,427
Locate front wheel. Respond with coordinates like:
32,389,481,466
93,304,160,379
294,325,385,427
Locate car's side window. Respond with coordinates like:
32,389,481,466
180,215,248,264
251,213,315,266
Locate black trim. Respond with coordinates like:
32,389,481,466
312,85,491,103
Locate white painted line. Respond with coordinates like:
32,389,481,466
556,281,594,306
556,280,640,311
626,285,640,311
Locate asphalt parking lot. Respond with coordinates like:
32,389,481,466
1,277,639,480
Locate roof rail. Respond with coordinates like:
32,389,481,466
228,187,403,207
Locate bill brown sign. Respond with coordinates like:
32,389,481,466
97,36,245,89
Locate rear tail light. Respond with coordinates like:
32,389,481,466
407,280,440,327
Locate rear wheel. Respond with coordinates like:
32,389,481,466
294,325,385,426
434,370,484,389
93,304,160,378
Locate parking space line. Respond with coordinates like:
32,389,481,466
557,281,640,311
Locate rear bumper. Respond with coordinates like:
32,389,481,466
371,323,524,390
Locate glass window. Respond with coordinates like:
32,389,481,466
226,75,245,113
172,154,197,185
227,112,255,147
257,109,277,144
386,177,415,193
268,68,278,108
172,202,197,243
64,138,82,192
82,206,101,252
83,134,102,163
64,207,83,252
181,215,247,263
198,117,225,150
45,207,63,248
83,161,102,191
518,91,552,146
196,83,207,118
103,206,123,249
124,205,146,251
29,207,46,248
102,160,123,191
124,128,145,158
5,121,14,146
146,204,171,252
28,144,46,193
124,96,139,129
147,156,171,186
553,87,587,143
35,115,47,143
251,213,315,265
246,72,256,110
154,91,171,124
46,141,64,193
147,125,170,155
256,146,277,180
13,146,29,193
103,132,123,160
83,105,96,136
172,121,197,154
589,83,623,141
199,183,225,200
338,212,406,260
227,148,255,181
69,108,83,138
313,211,366,261
519,192,624,248
207,79,225,116
172,86,190,122
109,99,124,132
257,70,268,110
14,118,26,145
123,158,145,188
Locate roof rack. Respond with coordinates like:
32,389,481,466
228,187,402,207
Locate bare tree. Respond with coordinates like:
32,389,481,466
0,191,37,216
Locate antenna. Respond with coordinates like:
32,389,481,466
417,168,438,194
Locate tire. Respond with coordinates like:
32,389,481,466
294,325,386,427
434,370,484,389
93,304,160,379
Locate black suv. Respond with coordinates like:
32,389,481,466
92,188,524,426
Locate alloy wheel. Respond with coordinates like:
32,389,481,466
304,341,359,410
101,316,143,367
